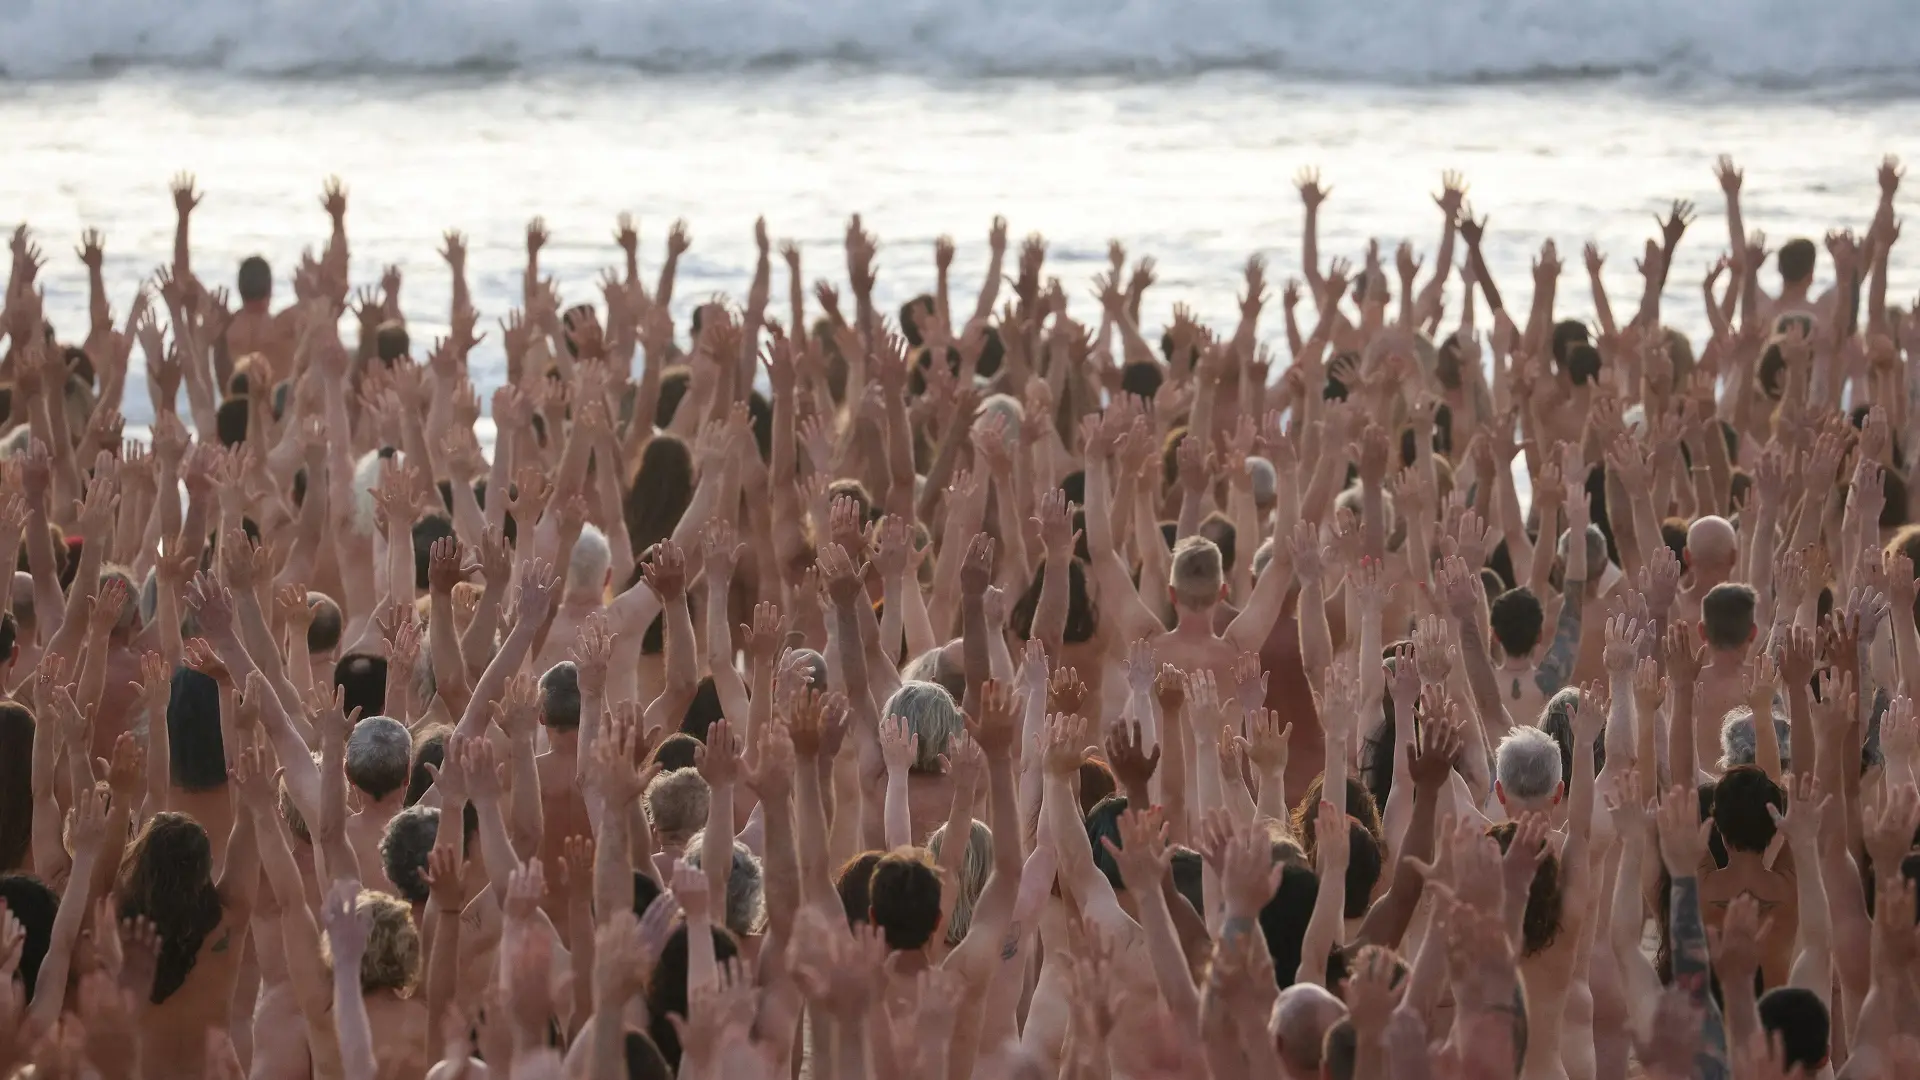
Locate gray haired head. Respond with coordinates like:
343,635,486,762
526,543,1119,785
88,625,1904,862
881,680,961,772
1496,726,1564,806
345,716,412,802
1719,705,1792,773
683,833,765,937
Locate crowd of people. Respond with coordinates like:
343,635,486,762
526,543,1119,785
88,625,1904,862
0,152,1911,1080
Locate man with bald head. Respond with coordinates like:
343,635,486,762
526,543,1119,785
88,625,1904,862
1270,982,1348,1080
1678,515,1739,625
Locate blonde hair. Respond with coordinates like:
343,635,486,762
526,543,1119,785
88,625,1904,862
1169,536,1223,610
928,819,992,945
319,889,421,994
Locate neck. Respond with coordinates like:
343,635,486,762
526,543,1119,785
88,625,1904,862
1780,280,1811,300
1724,848,1768,871
242,298,270,315
1171,604,1216,634
545,728,579,756
1706,647,1749,669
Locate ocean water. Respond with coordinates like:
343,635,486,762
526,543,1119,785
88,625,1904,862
3,2,1918,429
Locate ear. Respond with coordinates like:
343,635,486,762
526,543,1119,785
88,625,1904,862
1697,620,1707,642
1218,582,1229,602
1494,781,1506,807
1554,781,1566,806
1167,585,1180,608
1747,624,1757,644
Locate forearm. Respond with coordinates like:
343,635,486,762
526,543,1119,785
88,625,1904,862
506,737,544,860
29,848,99,1029
1667,875,1730,1079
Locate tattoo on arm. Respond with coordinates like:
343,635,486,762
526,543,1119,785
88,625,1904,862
1533,583,1585,696
1668,876,1731,1080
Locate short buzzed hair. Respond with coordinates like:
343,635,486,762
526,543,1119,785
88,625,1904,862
1169,535,1224,610
1701,583,1758,650
345,716,412,801
1496,726,1564,806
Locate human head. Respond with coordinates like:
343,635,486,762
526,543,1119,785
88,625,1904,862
411,515,456,592
880,680,961,772
898,295,936,345
835,851,883,928
1566,343,1602,387
216,398,249,447
1488,587,1545,659
1700,582,1758,652
646,923,740,1068
650,733,701,772
406,726,450,807
1486,821,1563,956
787,648,828,690
1199,512,1238,574
645,768,709,854
625,436,695,555
868,847,942,951
680,676,723,741
1269,983,1346,1079
0,704,32,871
539,661,582,731
1247,456,1277,514
1712,765,1784,854
167,667,227,792
375,321,410,364
1291,774,1383,863
1341,818,1383,918
237,256,272,304
319,889,420,993
1011,558,1098,645
1495,726,1564,812
307,592,344,660
333,652,389,722
1719,706,1793,774
1554,521,1611,582
345,716,412,802
1758,987,1830,1072
1778,238,1817,285
1685,516,1739,585
899,644,967,704
683,834,764,937
1550,320,1590,368
0,875,56,1000
116,812,223,1003
928,820,992,945
1119,359,1164,400
567,525,611,598
1168,535,1226,611
1538,687,1603,783
381,804,441,904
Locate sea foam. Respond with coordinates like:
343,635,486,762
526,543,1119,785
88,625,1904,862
1,0,1913,87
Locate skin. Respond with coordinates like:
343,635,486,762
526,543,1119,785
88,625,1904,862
1,156,1907,1080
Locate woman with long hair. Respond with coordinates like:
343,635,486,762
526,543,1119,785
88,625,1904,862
116,806,260,1077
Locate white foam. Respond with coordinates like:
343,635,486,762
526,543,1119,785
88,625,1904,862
2,0,1915,86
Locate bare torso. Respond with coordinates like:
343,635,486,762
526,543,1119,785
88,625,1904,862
137,909,248,1080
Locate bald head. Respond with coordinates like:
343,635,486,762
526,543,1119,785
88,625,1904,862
1686,516,1738,583
1270,983,1348,1078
